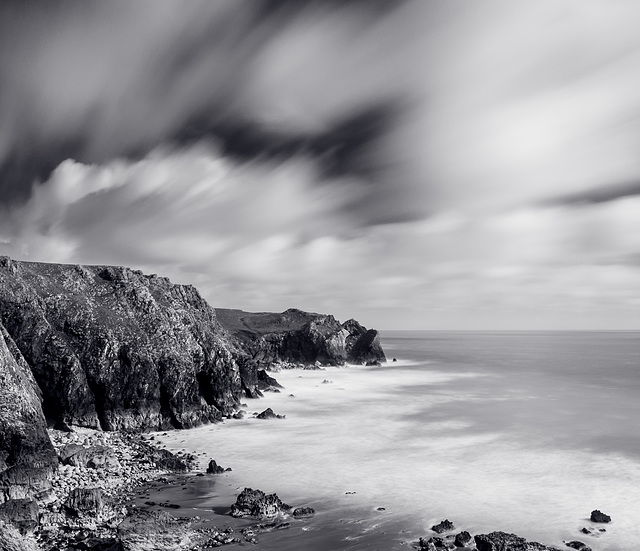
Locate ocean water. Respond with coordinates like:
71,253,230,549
156,331,640,550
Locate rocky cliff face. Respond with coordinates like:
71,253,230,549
0,258,386,434
215,308,386,371
0,257,244,432
0,323,57,503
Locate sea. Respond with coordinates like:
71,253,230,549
156,331,640,550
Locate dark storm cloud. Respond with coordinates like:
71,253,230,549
0,0,408,215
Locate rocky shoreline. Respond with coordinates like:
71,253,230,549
0,416,614,551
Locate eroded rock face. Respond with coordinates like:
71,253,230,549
0,257,244,431
0,322,57,503
215,308,386,371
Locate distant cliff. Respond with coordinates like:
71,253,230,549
216,308,386,370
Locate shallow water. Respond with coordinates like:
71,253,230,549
156,331,640,550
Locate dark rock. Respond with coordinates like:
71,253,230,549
454,531,473,547
565,542,591,551
431,519,455,534
206,459,225,474
580,528,590,535
589,510,611,523
230,487,292,519
418,536,446,550
256,369,283,390
475,531,559,551
392,357,397,362
341,318,386,365
0,323,57,503
0,498,39,534
292,507,315,518
64,488,104,518
256,408,284,420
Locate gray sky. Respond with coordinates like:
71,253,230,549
1,0,640,330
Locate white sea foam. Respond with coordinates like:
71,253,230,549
156,360,640,550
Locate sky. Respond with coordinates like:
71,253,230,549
1,0,640,330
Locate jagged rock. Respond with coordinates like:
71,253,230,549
256,369,283,390
589,510,611,523
454,531,472,547
256,408,284,420
0,323,57,503
206,459,225,474
230,488,292,519
475,531,560,551
64,487,104,518
292,507,315,518
0,498,39,534
431,519,455,533
341,318,386,365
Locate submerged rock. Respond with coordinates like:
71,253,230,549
230,488,292,519
589,510,611,523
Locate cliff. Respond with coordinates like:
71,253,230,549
0,258,386,433
215,308,386,369
0,256,244,432
0,323,57,503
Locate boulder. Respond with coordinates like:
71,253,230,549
0,498,39,534
206,459,225,474
589,510,611,523
64,488,104,518
292,507,315,518
431,519,455,534
117,510,192,550
256,408,284,420
454,531,472,547
230,488,292,519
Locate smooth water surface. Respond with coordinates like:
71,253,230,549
157,331,640,550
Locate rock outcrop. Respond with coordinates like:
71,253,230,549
230,488,292,519
0,322,57,503
215,308,386,370
475,531,562,551
0,257,245,432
